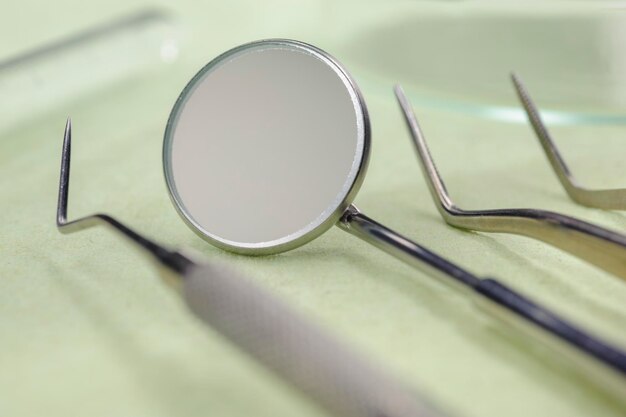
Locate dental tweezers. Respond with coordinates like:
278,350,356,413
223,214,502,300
394,85,626,281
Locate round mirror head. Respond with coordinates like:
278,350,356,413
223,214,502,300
163,39,370,254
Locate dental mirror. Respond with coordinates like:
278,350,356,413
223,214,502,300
164,39,368,254
163,39,626,383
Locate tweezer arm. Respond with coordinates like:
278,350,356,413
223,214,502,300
338,208,626,377
512,74,626,210
439,207,626,281
394,85,626,281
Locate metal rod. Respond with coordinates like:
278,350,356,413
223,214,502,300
337,205,626,378
338,205,479,289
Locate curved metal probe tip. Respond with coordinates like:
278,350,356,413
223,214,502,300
393,85,626,280
56,118,193,274
511,73,626,210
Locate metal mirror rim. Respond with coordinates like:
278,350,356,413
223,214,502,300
162,39,371,255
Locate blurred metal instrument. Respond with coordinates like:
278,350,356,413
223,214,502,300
56,119,447,417
0,10,180,131
512,73,626,210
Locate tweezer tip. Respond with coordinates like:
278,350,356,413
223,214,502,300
393,83,406,98
393,84,409,109
510,72,526,96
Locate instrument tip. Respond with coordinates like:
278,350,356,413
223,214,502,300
510,72,526,97
393,84,406,99
57,118,73,228
63,118,72,147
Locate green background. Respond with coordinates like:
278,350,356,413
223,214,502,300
1,1,625,416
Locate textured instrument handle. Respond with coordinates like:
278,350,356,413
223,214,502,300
183,264,447,417
475,279,626,376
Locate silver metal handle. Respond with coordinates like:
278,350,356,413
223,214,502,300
337,206,626,387
182,263,447,417
337,205,480,291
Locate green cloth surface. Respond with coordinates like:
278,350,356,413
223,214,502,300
1,1,626,416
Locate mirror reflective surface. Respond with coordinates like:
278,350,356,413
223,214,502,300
164,40,369,253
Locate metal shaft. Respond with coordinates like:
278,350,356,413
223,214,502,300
337,206,626,380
